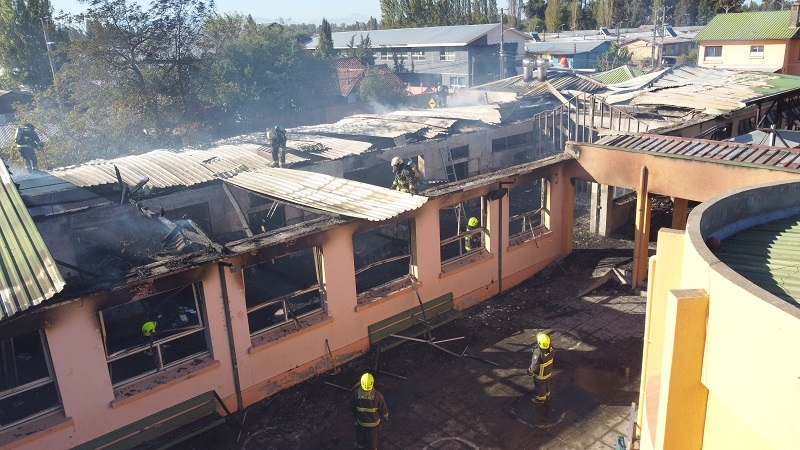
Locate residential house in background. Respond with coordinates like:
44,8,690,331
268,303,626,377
524,41,611,70
695,6,800,74
330,57,406,103
624,32,698,67
305,24,531,88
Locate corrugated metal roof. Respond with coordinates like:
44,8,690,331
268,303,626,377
306,24,529,49
594,133,800,170
289,135,374,160
522,74,606,97
694,10,799,42
49,145,277,188
383,105,504,125
291,112,459,137
591,65,645,85
0,163,65,321
727,130,800,148
525,40,609,55
713,215,800,306
601,65,800,115
223,168,427,221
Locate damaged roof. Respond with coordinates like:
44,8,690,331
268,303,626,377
0,163,65,321
222,168,427,221
600,65,800,115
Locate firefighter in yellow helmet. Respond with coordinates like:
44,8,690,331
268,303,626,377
464,216,481,252
141,321,157,337
527,332,554,403
349,373,389,450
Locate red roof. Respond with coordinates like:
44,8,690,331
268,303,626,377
331,57,365,97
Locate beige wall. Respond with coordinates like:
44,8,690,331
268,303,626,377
3,161,573,449
698,40,791,73
640,182,800,450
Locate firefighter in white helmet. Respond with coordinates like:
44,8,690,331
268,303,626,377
389,156,419,194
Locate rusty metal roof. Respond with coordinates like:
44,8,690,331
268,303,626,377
223,168,427,221
0,164,65,321
593,134,800,171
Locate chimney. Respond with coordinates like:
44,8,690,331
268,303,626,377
536,58,550,82
791,3,800,28
523,58,534,82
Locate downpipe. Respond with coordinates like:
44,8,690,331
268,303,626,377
218,262,244,413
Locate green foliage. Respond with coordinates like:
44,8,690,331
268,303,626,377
545,0,569,32
677,48,698,64
358,67,405,106
595,42,632,72
0,0,66,92
380,0,499,29
346,33,374,66
314,18,334,59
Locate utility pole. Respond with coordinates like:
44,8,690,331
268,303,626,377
500,8,505,79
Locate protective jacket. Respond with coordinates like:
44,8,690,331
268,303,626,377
529,345,554,380
349,387,389,427
390,162,419,194
464,225,481,251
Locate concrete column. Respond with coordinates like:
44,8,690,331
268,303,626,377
671,197,689,230
590,183,615,236
655,289,709,450
632,167,651,289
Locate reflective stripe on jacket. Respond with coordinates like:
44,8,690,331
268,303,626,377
530,346,554,380
349,387,389,427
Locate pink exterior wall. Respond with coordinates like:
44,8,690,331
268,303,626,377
3,160,573,449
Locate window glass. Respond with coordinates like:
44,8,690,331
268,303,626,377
100,284,208,385
353,220,411,295
0,330,61,429
243,248,323,335
440,198,485,264
704,46,722,58
509,179,548,241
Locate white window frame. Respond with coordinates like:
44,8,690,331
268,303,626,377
440,50,455,61
243,247,324,336
99,283,209,387
411,50,425,61
749,45,764,58
0,329,61,431
704,46,722,60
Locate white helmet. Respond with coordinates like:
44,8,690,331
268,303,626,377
391,156,403,166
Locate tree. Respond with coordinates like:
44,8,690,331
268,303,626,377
545,0,569,32
595,42,632,71
0,0,66,92
314,18,334,59
358,67,405,106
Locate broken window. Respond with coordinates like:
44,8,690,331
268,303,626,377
509,178,548,245
99,283,209,386
163,203,212,236
440,198,485,264
492,131,533,152
0,329,61,430
353,220,412,295
246,193,319,234
243,247,324,335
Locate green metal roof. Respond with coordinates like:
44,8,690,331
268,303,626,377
694,11,800,42
591,65,645,85
713,215,800,307
0,165,64,321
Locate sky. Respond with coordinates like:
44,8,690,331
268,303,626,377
50,0,383,25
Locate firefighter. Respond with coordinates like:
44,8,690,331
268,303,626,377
349,372,389,450
464,216,481,252
435,82,449,107
268,125,287,167
14,123,42,172
528,332,554,403
389,156,419,194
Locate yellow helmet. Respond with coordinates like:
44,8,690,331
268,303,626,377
142,321,156,337
360,373,374,391
536,332,550,349
468,217,478,227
